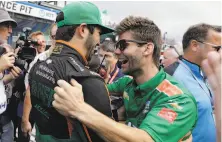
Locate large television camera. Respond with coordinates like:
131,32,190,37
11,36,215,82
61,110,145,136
14,27,39,70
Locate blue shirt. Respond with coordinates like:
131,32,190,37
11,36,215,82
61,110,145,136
167,59,216,142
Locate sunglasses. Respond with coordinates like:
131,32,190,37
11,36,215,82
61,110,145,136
197,40,221,51
115,39,148,51
96,54,107,73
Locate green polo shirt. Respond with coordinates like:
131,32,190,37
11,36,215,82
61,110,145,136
107,68,197,142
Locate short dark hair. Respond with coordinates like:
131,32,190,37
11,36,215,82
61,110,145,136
115,16,162,67
55,25,78,41
55,12,97,42
182,23,220,50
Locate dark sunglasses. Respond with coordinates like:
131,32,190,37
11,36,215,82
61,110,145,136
197,40,221,51
96,54,107,73
115,39,148,51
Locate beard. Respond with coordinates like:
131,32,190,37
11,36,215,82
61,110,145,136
124,56,143,77
85,34,97,62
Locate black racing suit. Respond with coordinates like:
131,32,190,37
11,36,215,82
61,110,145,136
29,41,112,142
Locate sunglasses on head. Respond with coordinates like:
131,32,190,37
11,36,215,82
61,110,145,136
115,39,148,51
196,40,221,51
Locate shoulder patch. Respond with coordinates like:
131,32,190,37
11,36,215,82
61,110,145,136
52,44,64,54
156,79,183,96
46,59,52,64
157,108,177,123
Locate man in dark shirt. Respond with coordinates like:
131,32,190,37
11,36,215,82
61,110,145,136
28,2,114,142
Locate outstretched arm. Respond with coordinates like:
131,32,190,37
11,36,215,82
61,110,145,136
53,79,154,142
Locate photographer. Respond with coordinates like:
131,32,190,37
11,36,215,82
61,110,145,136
1,44,22,142
0,8,23,142
0,46,15,114
32,31,46,54
2,44,22,84
0,7,17,75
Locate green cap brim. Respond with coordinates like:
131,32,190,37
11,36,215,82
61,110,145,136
98,24,115,35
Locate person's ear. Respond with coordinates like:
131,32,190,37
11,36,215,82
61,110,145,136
190,40,199,52
76,23,88,38
143,42,154,56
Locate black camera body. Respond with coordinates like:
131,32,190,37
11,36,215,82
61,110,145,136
15,27,38,70
0,27,39,70
0,45,33,71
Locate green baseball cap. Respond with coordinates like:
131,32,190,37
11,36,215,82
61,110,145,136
57,1,114,35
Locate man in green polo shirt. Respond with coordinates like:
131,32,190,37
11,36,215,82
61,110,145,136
52,16,197,142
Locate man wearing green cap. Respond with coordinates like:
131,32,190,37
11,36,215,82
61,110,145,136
28,2,113,142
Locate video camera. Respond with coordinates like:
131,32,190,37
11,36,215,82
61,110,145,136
14,27,39,70
16,27,39,48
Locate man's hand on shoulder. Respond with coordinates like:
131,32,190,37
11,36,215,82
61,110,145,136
53,79,85,118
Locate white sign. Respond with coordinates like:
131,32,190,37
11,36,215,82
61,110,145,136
0,1,57,21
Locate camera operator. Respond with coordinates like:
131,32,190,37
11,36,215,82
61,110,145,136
29,31,46,54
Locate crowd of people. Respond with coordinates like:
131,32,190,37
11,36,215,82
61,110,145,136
0,1,221,142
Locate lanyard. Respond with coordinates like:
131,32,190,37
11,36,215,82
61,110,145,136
179,60,214,106
108,68,119,84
